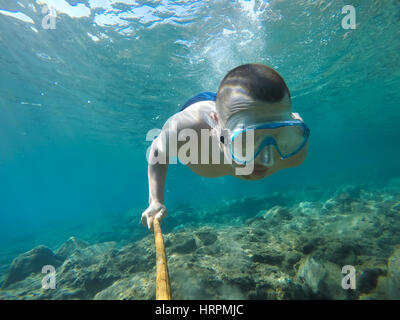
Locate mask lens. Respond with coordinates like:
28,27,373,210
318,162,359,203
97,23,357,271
230,130,255,163
264,125,306,156
231,124,307,161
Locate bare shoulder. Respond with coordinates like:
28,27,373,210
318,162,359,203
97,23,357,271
163,100,216,132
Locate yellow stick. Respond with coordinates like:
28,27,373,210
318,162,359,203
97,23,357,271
153,218,172,300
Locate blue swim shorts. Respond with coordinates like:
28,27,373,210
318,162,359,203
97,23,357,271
180,92,217,111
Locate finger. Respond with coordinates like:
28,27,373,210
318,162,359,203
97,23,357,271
141,212,147,226
156,208,167,220
155,211,162,220
141,205,153,226
148,216,154,230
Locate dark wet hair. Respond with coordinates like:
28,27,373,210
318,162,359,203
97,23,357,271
216,64,291,124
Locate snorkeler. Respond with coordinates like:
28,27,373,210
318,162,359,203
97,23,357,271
142,64,310,229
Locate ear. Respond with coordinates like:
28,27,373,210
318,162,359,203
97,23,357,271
210,112,227,144
291,112,303,121
210,112,218,125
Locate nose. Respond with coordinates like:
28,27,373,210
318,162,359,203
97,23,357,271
255,145,275,168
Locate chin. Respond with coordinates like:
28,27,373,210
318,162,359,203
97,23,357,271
233,164,274,180
250,173,268,180
252,167,277,179
240,172,269,180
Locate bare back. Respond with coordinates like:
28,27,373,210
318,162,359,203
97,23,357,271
164,100,234,178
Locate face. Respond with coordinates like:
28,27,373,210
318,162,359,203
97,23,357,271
239,139,309,180
218,99,308,179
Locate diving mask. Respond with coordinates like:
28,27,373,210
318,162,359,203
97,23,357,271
225,120,310,165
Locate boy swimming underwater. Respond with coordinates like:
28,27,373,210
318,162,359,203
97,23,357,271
142,64,310,229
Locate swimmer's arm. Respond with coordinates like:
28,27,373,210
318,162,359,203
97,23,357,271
147,116,183,205
148,133,169,205
147,111,201,205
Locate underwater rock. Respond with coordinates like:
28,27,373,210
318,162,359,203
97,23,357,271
322,198,338,212
296,201,321,216
325,242,360,266
247,282,272,299
283,252,303,271
251,253,283,265
336,185,362,199
391,202,400,212
238,195,284,218
262,206,292,224
74,266,118,298
63,242,116,268
297,257,326,295
300,241,317,255
0,272,44,299
55,236,90,260
45,242,119,299
166,234,197,254
169,268,213,299
357,266,387,295
195,245,221,256
2,187,400,300
195,227,218,246
296,256,347,299
296,236,324,255
94,273,154,300
227,274,256,293
244,216,268,229
336,192,358,212
2,245,63,289
360,246,400,299
205,193,289,225
251,246,284,266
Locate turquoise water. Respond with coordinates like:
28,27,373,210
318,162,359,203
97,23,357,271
0,0,399,299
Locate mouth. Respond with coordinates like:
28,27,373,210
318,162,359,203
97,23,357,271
252,165,268,176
